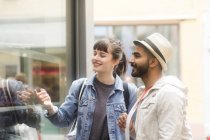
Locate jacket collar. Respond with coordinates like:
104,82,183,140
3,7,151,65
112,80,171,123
85,74,124,91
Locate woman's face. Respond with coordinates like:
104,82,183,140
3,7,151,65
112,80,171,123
92,48,117,74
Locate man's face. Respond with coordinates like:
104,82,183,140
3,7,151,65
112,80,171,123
129,46,150,77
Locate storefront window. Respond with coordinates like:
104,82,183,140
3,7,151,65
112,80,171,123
0,0,68,139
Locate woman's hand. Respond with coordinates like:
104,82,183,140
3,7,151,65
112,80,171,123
118,113,135,133
35,88,54,114
118,113,127,131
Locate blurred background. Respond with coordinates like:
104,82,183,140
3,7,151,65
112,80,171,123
0,0,209,139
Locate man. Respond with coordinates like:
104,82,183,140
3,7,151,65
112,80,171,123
118,33,192,140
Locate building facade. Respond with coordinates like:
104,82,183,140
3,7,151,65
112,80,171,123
94,0,210,139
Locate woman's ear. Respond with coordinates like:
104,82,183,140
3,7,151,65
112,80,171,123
113,59,120,66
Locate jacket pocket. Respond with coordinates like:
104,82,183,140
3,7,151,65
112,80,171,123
114,103,126,118
78,98,88,116
79,98,88,106
140,97,156,117
140,98,156,109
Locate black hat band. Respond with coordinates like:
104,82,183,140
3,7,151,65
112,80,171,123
143,38,166,62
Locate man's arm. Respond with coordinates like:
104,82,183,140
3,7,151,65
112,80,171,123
157,85,186,139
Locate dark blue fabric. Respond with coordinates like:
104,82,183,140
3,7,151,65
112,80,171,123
0,79,40,128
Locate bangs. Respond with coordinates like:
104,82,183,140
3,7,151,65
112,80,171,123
93,40,109,52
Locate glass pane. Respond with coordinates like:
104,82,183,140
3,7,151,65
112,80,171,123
0,0,67,140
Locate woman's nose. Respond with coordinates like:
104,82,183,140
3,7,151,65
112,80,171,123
92,54,101,61
93,54,98,60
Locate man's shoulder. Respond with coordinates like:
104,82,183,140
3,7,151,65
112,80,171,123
156,84,187,101
127,82,137,90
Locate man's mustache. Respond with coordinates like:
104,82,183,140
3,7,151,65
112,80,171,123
130,62,136,68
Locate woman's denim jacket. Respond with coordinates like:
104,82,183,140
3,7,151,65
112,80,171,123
46,74,137,140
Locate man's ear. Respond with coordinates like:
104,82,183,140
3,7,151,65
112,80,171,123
149,58,159,68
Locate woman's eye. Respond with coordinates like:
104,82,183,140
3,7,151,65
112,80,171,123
93,52,97,56
100,55,106,58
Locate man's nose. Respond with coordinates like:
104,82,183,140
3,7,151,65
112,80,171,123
129,56,134,63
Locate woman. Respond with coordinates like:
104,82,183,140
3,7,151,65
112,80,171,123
36,38,137,140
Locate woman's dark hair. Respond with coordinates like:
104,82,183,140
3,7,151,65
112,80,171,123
93,38,127,76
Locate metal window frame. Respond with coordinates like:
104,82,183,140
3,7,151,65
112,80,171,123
66,0,93,85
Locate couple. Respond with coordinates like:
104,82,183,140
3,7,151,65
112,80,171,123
28,33,192,140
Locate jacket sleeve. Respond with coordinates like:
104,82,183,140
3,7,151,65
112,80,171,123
127,83,137,112
46,78,85,127
157,85,188,140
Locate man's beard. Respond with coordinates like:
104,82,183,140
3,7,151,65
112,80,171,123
130,61,149,77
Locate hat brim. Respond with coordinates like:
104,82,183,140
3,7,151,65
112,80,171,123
133,40,167,71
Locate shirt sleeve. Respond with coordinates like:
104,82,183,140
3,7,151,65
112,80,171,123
157,85,187,140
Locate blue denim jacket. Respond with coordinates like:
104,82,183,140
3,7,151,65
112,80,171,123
46,74,137,140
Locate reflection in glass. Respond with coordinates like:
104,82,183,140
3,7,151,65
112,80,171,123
0,78,41,140
0,0,67,139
